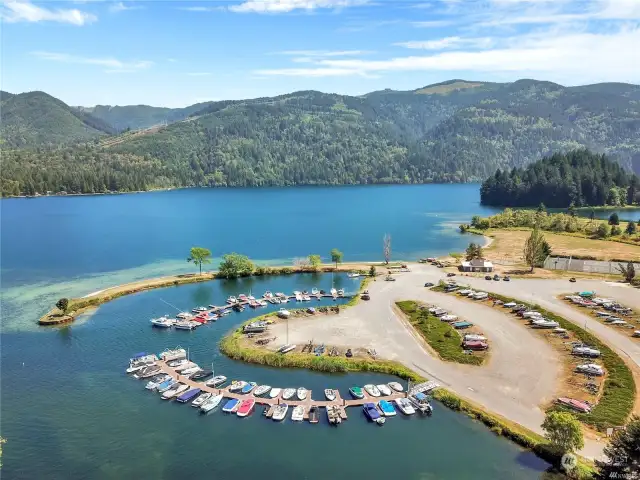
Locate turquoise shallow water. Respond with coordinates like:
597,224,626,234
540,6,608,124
1,185,552,479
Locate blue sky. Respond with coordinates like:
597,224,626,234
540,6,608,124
1,0,639,107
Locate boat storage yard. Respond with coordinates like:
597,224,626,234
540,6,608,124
128,348,438,425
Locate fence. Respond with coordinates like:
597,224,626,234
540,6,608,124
544,256,640,274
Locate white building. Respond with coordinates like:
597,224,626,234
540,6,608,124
460,258,493,272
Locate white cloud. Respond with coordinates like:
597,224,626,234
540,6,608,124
395,36,494,50
109,2,143,13
255,26,640,83
229,0,369,13
31,51,153,73
1,0,96,25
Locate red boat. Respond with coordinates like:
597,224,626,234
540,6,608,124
192,317,207,324
556,397,591,413
236,398,255,417
463,340,488,351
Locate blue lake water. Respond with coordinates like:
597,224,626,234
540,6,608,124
0,185,553,478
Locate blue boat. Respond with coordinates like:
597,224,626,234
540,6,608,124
378,400,396,417
363,402,381,421
452,321,473,329
241,382,257,394
222,398,240,413
176,388,201,403
155,379,174,391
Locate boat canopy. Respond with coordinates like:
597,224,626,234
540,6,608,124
414,392,428,401
132,352,147,359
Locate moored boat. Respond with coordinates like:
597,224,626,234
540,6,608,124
222,398,240,413
378,400,396,416
395,397,415,415
176,388,201,403
296,387,307,400
364,384,381,397
388,382,403,392
206,375,227,387
409,392,433,415
156,379,177,393
282,388,296,400
200,394,223,413
151,316,174,328
349,387,364,399
145,374,170,390
308,406,319,424
269,387,282,399
174,361,197,372
291,405,304,421
241,382,257,394
253,385,271,396
190,369,213,380
228,380,247,392
236,398,255,417
324,389,336,401
191,392,212,407
377,384,392,396
162,383,189,400
272,403,288,421
363,402,381,421
327,405,342,425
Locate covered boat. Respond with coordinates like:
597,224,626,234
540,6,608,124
241,382,257,394
236,398,256,417
463,340,488,350
556,397,592,413
452,321,473,329
222,398,240,413
363,403,383,423
176,388,201,403
378,400,396,417
349,387,364,399
409,392,433,415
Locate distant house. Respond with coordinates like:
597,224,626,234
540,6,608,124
460,258,493,272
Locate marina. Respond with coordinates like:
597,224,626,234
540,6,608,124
128,348,439,424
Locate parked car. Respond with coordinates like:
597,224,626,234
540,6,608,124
485,275,492,280
503,276,510,282
424,282,434,287
493,274,501,281
569,277,577,282
447,272,456,277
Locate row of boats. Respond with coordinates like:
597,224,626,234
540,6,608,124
565,294,638,332
426,304,478,337
227,289,346,306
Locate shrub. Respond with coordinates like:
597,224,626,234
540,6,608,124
611,225,622,236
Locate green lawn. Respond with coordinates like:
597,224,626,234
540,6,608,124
396,300,485,366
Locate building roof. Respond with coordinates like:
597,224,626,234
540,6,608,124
461,259,493,268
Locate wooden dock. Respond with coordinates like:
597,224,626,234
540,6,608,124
156,360,406,416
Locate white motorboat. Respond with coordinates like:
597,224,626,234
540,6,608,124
576,364,604,376
176,312,193,319
228,380,247,392
167,358,187,368
324,389,336,401
269,388,282,399
200,394,223,413
395,397,416,415
205,375,227,387
248,295,256,301
277,344,296,354
463,334,487,342
280,296,289,304
297,387,307,400
472,292,488,300
311,288,320,295
440,314,458,322
180,366,201,376
330,288,337,297
191,392,212,407
174,320,198,330
295,292,303,302
254,385,271,396
377,384,392,396
522,311,542,318
227,296,237,304
151,316,174,328
257,300,268,306
272,403,289,421
145,374,170,390
530,319,560,329
503,302,517,308
364,384,381,397
174,361,197,372
337,289,345,297
347,273,360,278
156,379,177,393
573,346,601,358
388,382,403,392
302,295,311,301
277,308,291,319
282,388,296,400
291,405,305,421
126,364,145,374
161,383,189,400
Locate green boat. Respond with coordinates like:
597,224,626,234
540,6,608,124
349,386,364,399
579,291,595,298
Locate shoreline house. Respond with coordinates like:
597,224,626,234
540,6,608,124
460,258,493,273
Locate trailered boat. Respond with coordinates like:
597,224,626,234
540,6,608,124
388,382,403,392
324,389,336,401
200,394,223,413
277,308,291,319
377,384,392,396
556,397,591,413
269,388,282,399
272,403,288,421
395,397,415,415
364,384,381,397
205,375,227,387
308,406,319,423
349,387,364,399
282,388,296,400
236,398,255,417
277,344,296,354
228,381,247,392
222,398,240,413
296,388,307,400
291,405,304,421
241,382,257,394
191,392,212,407
151,316,174,328
253,385,271,396
378,400,396,416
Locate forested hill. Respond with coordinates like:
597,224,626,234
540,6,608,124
480,150,640,208
2,79,640,196
0,91,115,147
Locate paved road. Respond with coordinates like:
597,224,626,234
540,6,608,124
269,264,640,459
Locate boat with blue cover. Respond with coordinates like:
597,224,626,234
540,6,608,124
452,321,473,329
241,382,257,394
378,400,396,416
363,403,385,424
176,388,201,403
410,392,433,415
222,398,240,413
156,379,177,393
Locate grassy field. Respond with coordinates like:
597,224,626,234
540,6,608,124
440,287,636,431
396,300,486,365
481,228,640,263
